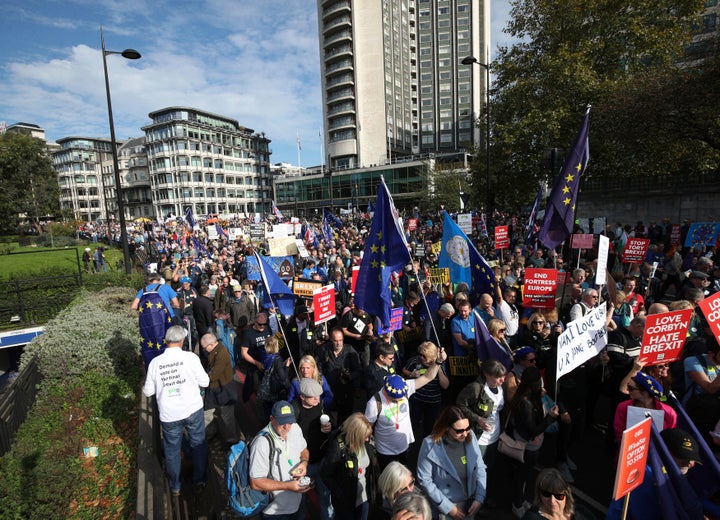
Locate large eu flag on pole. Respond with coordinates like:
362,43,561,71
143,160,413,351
538,108,590,249
355,177,410,327
254,251,296,317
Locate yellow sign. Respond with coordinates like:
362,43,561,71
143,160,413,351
293,279,323,297
431,241,442,255
428,267,450,284
449,356,479,377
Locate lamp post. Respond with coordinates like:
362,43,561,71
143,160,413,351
101,28,141,275
461,55,491,214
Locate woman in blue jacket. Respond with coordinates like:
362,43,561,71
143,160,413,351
416,405,487,519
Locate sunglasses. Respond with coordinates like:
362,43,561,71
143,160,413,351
256,322,267,328
541,491,566,501
498,329,506,333
400,478,415,494
452,426,472,434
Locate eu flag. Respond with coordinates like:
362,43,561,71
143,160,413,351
184,207,196,232
322,214,333,247
324,208,343,229
439,211,496,304
538,108,590,249
474,311,513,370
354,178,410,327
254,251,296,316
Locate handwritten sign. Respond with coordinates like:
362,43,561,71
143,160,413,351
613,417,652,501
312,285,336,325
494,225,509,250
522,268,558,309
556,305,608,379
639,309,693,365
622,238,650,264
698,291,720,345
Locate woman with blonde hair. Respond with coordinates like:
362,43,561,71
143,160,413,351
321,412,379,519
287,354,334,408
376,461,416,519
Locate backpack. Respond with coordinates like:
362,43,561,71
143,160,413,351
226,431,278,517
138,284,172,368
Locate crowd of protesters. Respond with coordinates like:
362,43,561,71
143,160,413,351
133,207,720,519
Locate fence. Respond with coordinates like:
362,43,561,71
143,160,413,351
0,354,41,456
0,274,82,331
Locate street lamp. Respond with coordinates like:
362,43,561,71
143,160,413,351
461,55,491,215
101,28,141,275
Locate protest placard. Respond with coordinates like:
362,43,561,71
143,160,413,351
494,225,509,250
556,305,608,379
458,214,473,235
622,238,650,264
377,307,403,335
351,265,360,293
312,285,336,325
268,236,299,256
669,224,682,246
407,218,418,231
571,234,594,249
293,278,323,298
613,417,652,501
698,291,720,345
595,235,610,285
449,356,479,377
428,267,450,285
522,268,558,309
639,308,693,365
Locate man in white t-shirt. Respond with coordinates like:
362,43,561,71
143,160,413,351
365,343,447,470
143,325,209,495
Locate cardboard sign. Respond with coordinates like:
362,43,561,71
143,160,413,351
293,278,323,298
312,284,336,325
494,225,509,250
377,307,403,335
449,356,479,377
268,236,299,256
428,267,450,285
557,306,608,379
639,308,693,365
669,224,682,246
698,291,720,345
571,233,594,249
622,238,650,264
522,268,558,309
613,417,652,501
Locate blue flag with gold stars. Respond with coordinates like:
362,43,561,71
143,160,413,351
538,108,590,249
355,178,410,327
439,211,497,304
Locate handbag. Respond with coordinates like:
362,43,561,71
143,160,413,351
256,364,276,402
497,413,527,462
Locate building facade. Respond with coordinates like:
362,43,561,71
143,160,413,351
117,137,153,219
317,0,489,170
142,107,272,218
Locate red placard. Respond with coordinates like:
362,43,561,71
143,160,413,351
407,218,418,231
669,224,682,246
639,308,693,365
698,291,720,346
494,225,509,250
622,238,650,264
351,265,360,293
571,233,594,249
613,417,652,501
313,284,336,325
522,268,558,309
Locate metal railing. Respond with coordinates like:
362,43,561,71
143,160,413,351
0,354,41,456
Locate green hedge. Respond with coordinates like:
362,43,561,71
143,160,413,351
0,287,142,519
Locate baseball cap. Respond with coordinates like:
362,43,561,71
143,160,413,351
271,400,296,425
661,428,701,462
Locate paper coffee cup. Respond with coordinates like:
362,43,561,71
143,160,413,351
320,414,330,426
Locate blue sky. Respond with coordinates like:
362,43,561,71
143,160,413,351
0,0,513,166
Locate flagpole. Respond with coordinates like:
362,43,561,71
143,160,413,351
253,250,299,376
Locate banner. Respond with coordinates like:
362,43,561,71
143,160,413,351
268,236,299,256
595,235,610,285
622,238,650,264
698,291,720,345
449,356,479,377
522,268,558,309
571,233,593,249
246,255,295,280
312,285,336,325
428,267,450,285
613,417,652,501
494,225,509,250
250,223,265,242
293,278,323,298
377,307,403,335
639,309,693,365
684,222,720,247
556,305,608,379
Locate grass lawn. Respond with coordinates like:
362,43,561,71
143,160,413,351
0,243,124,281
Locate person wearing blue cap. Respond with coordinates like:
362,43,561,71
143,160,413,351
177,275,198,353
613,372,677,445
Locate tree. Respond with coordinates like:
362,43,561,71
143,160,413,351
419,160,475,213
485,0,709,210
0,133,59,233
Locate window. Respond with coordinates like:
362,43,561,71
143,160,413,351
440,134,453,143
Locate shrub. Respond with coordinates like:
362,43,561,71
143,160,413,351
0,287,142,519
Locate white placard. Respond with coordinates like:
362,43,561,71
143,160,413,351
457,213,473,234
626,405,665,432
207,226,218,239
272,223,295,237
296,239,309,258
556,305,608,379
595,235,610,285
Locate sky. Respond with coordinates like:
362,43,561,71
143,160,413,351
0,0,514,166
